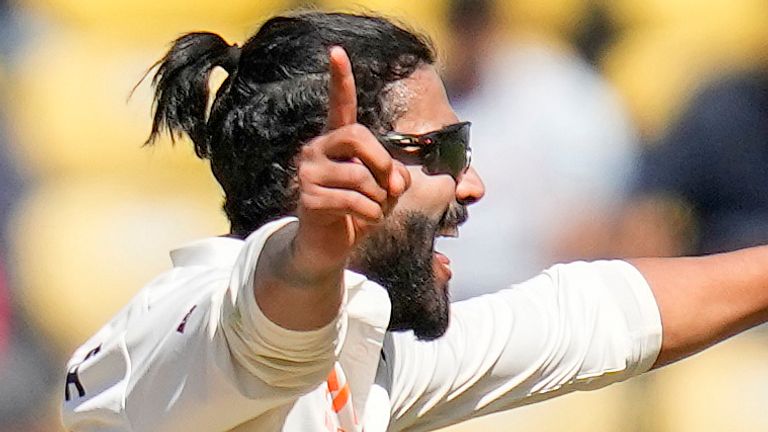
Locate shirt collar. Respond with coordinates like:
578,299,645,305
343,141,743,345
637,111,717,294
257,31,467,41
169,236,245,268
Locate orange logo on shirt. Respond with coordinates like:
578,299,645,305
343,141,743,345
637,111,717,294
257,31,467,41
325,363,362,432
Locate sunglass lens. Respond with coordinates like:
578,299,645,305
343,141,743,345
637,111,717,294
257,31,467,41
424,124,470,178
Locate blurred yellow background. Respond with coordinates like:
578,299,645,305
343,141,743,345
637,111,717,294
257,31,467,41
1,0,768,431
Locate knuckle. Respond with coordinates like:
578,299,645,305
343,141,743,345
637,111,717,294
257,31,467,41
297,165,315,185
348,164,369,185
349,123,370,141
369,205,384,220
374,187,388,202
300,193,320,211
346,193,366,211
299,143,317,161
381,154,394,171
301,186,325,209
343,193,359,209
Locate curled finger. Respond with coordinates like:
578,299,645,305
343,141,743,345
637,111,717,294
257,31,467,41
320,124,394,190
314,161,389,204
300,186,384,224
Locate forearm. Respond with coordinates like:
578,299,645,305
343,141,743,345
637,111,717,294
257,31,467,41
253,221,346,331
631,245,768,368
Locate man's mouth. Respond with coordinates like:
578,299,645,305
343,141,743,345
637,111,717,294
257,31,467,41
433,226,459,280
433,250,452,280
431,202,468,281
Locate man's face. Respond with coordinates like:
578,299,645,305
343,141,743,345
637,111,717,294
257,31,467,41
348,66,485,340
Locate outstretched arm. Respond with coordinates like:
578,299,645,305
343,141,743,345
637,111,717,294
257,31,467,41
632,246,768,368
385,246,768,430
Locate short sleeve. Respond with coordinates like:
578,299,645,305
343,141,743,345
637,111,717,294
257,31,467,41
385,260,662,432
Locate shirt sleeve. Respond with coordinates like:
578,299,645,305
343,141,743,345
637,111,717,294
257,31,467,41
62,218,347,432
220,218,346,389
384,260,662,432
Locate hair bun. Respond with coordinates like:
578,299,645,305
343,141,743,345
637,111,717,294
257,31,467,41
223,44,241,72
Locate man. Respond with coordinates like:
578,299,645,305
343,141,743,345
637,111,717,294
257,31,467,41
62,11,768,432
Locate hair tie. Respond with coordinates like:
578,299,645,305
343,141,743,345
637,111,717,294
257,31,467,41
222,43,241,72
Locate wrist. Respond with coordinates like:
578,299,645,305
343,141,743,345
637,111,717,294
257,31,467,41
285,233,346,289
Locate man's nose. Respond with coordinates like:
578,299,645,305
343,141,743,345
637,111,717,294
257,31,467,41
455,167,485,205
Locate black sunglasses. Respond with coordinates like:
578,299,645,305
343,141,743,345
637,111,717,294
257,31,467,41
377,121,472,180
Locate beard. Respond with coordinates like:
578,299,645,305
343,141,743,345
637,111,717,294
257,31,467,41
348,202,467,341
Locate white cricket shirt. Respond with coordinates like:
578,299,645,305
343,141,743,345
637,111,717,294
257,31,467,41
62,217,662,431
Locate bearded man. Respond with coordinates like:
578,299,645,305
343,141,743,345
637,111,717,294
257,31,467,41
62,11,768,432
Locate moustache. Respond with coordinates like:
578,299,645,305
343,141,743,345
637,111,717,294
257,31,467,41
437,201,468,233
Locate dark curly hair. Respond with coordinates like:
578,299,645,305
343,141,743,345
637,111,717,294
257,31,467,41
146,11,436,237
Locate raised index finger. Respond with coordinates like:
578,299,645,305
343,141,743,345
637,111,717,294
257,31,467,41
326,46,357,130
